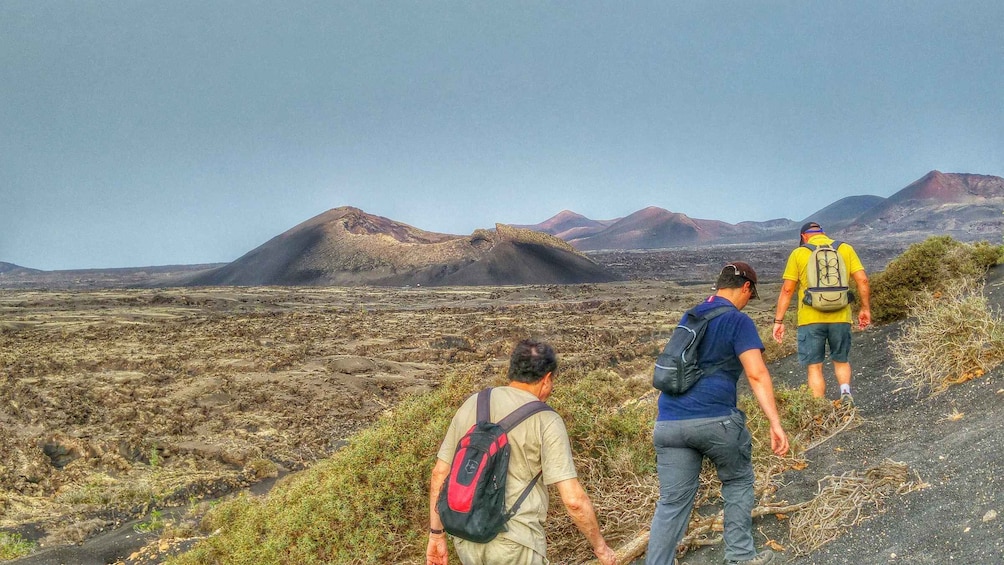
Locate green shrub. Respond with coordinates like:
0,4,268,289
167,364,834,564
171,370,481,565
0,532,35,560
870,237,1003,324
548,369,654,473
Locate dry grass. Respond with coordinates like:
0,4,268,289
887,278,1004,394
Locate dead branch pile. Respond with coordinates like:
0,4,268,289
788,459,927,555
803,403,861,452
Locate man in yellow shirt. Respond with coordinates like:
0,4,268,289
772,222,871,403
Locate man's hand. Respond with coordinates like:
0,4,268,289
592,542,618,565
772,322,785,344
427,459,451,565
426,534,448,565
857,308,871,330
770,423,789,457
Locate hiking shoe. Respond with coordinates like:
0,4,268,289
726,549,776,565
840,392,855,408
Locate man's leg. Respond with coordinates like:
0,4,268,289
829,324,853,396
833,361,851,388
699,411,757,562
647,421,704,565
798,324,829,398
806,363,826,397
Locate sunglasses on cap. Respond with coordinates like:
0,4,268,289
722,264,759,300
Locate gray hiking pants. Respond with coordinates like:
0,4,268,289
646,410,757,564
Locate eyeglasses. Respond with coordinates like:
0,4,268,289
722,264,759,299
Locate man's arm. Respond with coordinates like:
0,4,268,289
426,459,450,565
772,279,798,343
553,478,618,565
852,269,871,329
739,349,789,456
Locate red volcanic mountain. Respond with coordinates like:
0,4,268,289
843,171,1004,241
561,207,755,251
524,171,1004,251
887,170,1004,203
183,207,616,287
524,207,794,251
515,210,618,241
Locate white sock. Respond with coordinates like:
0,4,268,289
840,384,851,395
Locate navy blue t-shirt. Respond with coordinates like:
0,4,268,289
656,295,764,421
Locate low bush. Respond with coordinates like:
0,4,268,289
869,237,1003,324
887,278,1004,394
169,365,832,565
171,370,481,565
0,532,35,560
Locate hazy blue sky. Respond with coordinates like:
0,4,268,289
3,2,1002,270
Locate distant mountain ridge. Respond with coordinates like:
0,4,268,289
841,171,1004,241
520,171,1004,251
513,210,618,241
0,262,42,276
6,171,1003,287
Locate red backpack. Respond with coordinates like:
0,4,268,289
436,388,553,543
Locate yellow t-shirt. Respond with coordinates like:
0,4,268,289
782,234,865,326
437,386,577,555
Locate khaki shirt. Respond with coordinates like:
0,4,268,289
437,386,577,555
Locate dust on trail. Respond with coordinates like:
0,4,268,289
1,280,738,552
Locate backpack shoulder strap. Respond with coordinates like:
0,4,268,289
497,399,554,432
701,305,735,321
496,398,555,520
475,388,492,423
831,240,843,250
801,242,817,251
693,305,740,373
684,303,734,322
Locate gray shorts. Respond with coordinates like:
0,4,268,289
797,323,851,365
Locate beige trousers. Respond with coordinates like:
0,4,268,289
454,536,549,565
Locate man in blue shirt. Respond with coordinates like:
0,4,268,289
647,262,789,565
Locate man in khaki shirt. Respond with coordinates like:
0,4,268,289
427,339,617,565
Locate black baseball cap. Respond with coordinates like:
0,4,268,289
799,222,823,243
717,261,759,299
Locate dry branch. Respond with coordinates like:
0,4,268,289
582,501,810,565
788,459,926,555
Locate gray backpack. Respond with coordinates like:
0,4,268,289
802,241,851,312
653,305,734,394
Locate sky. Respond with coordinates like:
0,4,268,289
2,2,1002,270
